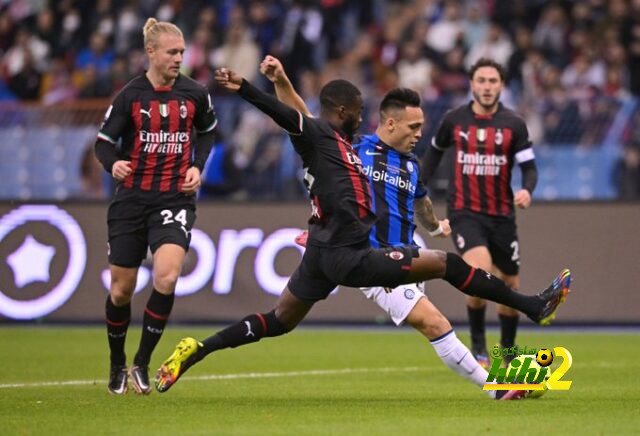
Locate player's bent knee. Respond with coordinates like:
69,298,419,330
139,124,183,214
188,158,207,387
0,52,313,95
409,310,452,340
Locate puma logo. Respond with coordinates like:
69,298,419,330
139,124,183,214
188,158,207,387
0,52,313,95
244,321,255,337
180,225,191,239
459,130,469,141
140,108,152,118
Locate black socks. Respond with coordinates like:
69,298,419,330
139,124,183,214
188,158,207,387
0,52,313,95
444,253,540,318
134,289,175,367
499,314,519,349
200,310,291,359
105,295,131,367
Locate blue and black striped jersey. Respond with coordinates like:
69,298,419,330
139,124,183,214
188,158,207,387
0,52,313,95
354,134,427,248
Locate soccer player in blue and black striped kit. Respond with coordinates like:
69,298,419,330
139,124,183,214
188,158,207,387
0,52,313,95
154,61,571,397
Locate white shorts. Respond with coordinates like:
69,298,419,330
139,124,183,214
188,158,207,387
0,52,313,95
361,282,426,326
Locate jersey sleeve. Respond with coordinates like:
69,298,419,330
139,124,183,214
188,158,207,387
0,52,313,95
293,115,327,151
193,89,218,133
97,90,128,144
431,112,454,151
512,118,535,164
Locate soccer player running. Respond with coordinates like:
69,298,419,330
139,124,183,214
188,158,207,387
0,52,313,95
94,18,217,395
154,64,570,394
263,55,527,400
423,58,541,368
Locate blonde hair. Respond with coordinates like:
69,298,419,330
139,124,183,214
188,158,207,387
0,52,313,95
143,17,183,48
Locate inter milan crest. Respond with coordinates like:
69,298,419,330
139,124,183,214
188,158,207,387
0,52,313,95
159,103,169,118
180,101,188,119
406,161,414,173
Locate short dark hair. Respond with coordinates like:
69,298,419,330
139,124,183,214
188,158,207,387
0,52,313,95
468,58,506,81
379,88,421,119
319,79,361,110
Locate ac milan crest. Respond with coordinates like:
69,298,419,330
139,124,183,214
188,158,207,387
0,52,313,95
389,251,404,261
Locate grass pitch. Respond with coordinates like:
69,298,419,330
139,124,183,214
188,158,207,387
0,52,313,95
1,326,638,435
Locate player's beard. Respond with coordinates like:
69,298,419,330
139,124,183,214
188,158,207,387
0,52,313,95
473,90,501,111
343,116,360,141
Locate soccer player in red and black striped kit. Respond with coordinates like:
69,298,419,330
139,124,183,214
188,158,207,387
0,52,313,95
154,67,570,393
94,18,217,395
423,58,539,368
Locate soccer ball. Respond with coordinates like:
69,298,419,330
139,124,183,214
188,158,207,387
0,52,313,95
508,355,550,399
536,349,554,367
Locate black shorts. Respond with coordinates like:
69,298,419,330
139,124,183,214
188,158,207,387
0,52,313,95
288,241,419,302
448,210,520,275
107,196,196,268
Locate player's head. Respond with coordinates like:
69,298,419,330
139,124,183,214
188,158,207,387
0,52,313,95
319,80,363,140
378,88,424,154
468,58,505,112
143,18,185,82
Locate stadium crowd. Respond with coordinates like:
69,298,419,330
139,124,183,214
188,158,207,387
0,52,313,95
1,0,639,199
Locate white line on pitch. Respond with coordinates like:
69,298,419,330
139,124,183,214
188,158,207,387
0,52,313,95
0,366,429,389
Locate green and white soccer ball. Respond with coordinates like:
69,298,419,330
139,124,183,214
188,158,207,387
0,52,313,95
508,355,551,399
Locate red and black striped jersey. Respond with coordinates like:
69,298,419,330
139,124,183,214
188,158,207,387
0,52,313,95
237,80,376,247
97,74,217,197
431,102,535,217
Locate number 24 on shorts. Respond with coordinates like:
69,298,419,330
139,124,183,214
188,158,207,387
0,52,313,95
160,209,188,226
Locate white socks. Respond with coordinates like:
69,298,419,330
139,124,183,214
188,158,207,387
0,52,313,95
430,330,496,399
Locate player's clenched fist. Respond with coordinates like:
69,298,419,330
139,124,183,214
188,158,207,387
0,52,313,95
111,160,132,181
214,68,243,91
260,55,286,83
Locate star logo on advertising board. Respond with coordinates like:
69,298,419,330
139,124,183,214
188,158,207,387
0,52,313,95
7,235,55,287
0,205,86,320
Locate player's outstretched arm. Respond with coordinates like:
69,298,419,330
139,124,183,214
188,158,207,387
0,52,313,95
260,55,313,117
414,196,451,238
214,68,304,135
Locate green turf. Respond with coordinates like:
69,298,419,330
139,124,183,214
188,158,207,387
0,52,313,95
1,326,638,435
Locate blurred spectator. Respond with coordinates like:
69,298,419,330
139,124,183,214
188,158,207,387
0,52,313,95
247,1,279,56
0,10,16,53
426,0,464,54
462,3,488,50
561,50,606,100
211,22,260,83
75,32,115,77
465,21,513,69
1,28,48,77
532,3,568,66
506,25,533,93
275,0,324,88
183,25,215,85
396,40,433,93
621,0,640,95
7,49,41,100
41,57,77,105
433,46,467,98
114,6,142,55
615,145,640,198
77,65,112,99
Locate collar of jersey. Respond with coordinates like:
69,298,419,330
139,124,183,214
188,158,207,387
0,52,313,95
363,134,394,155
467,100,503,119
143,71,181,92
